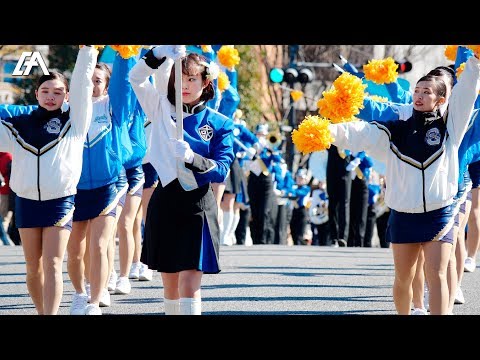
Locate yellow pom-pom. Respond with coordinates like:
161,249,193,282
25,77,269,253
201,45,213,53
110,45,142,59
363,57,398,84
466,45,480,58
367,94,388,102
217,45,240,69
317,73,366,123
291,115,334,154
444,45,458,62
217,71,230,92
290,90,303,102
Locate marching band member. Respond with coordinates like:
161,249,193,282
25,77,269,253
289,168,311,245
129,45,234,315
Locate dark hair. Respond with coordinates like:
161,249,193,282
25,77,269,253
416,74,447,98
95,62,112,88
427,66,455,89
37,70,69,92
167,52,215,106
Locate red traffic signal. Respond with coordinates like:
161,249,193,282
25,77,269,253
396,60,412,73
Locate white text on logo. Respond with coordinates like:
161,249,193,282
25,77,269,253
12,52,50,76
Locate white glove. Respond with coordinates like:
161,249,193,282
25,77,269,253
152,45,186,61
170,138,194,164
346,157,361,171
247,147,257,159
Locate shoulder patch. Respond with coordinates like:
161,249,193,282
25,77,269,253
198,124,214,141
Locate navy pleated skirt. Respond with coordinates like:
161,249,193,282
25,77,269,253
16,195,75,231
387,204,455,244
141,179,220,274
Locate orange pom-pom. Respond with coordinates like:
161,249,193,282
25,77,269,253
110,45,142,59
317,73,366,123
292,115,334,154
444,45,458,62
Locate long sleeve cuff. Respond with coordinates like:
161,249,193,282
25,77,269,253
185,153,216,174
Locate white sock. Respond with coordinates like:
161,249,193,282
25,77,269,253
221,211,234,246
164,298,180,315
228,211,241,244
179,297,201,315
218,209,224,233
245,226,253,246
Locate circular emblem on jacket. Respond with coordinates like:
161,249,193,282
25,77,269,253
425,128,441,146
44,118,61,134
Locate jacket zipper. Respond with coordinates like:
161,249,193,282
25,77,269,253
37,155,41,201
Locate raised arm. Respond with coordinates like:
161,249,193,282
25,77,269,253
129,46,184,121
447,55,480,144
109,53,138,127
69,46,98,137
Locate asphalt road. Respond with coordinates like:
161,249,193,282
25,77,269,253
1,244,479,316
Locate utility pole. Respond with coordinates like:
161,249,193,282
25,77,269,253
285,45,298,172
269,45,314,173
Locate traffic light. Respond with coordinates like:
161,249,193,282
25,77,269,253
297,68,314,84
269,68,284,83
269,67,314,84
396,60,412,73
283,68,298,83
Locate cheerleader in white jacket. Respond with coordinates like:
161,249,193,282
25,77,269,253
129,45,234,315
0,46,97,315
328,54,480,315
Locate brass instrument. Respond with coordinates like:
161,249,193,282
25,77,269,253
267,131,282,149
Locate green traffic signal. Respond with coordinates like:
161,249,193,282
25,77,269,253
269,68,284,83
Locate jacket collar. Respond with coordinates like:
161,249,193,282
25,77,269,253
182,101,205,114
35,106,63,120
412,109,442,126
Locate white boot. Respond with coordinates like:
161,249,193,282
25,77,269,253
179,297,201,315
164,298,180,315
221,211,234,246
